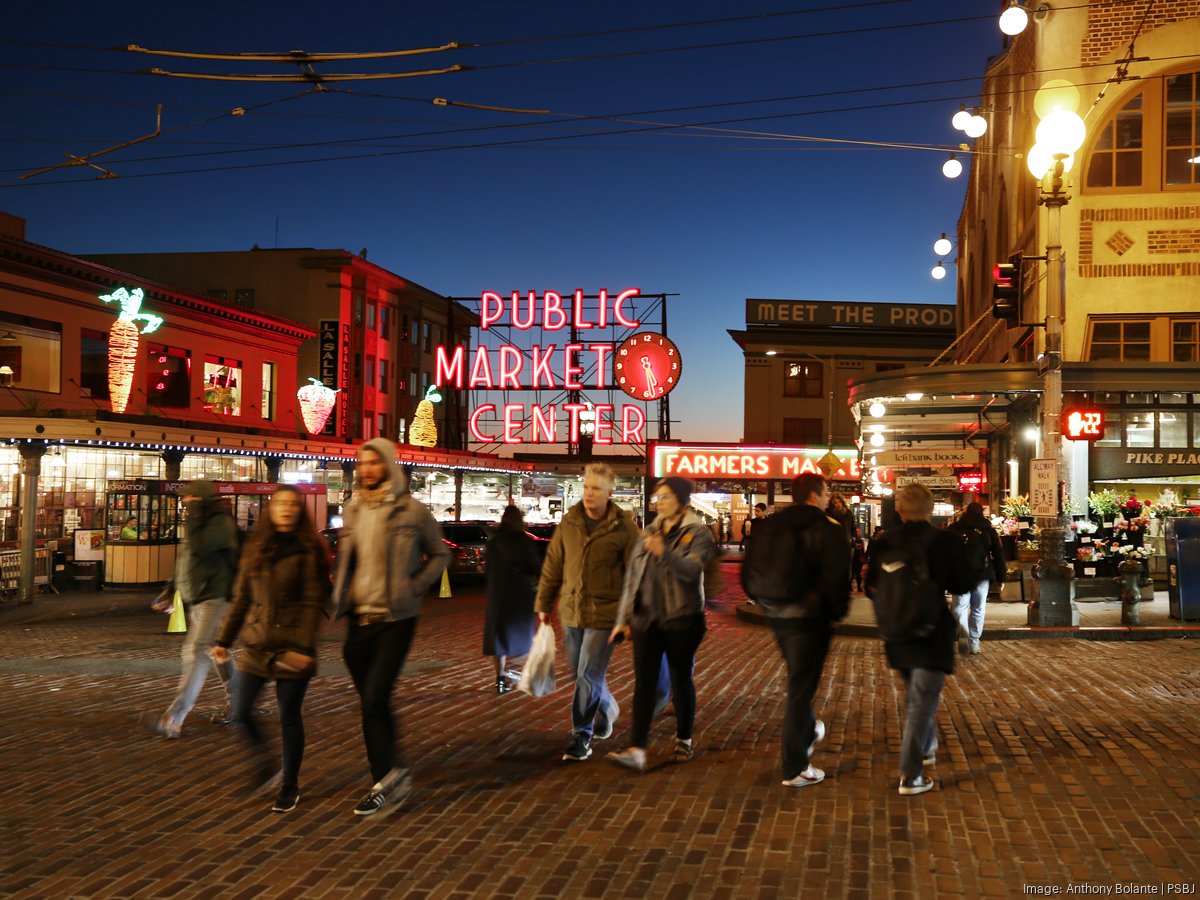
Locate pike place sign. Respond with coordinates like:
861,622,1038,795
875,448,980,467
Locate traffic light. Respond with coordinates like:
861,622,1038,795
992,253,1022,322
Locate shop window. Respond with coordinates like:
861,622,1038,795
410,368,419,396
0,320,61,393
1096,410,1123,447
1160,410,1189,448
202,355,242,416
234,288,255,308
79,327,109,400
423,322,432,353
365,355,377,389
353,294,364,326
261,362,275,420
783,361,822,398
411,319,421,345
1086,320,1151,361
1165,71,1199,186
1159,392,1191,404
378,359,389,393
366,300,377,331
1125,412,1155,448
1173,321,1199,361
145,344,191,408
207,288,227,300
782,417,823,444
401,313,410,341
378,413,387,436
1086,93,1143,188
379,304,390,338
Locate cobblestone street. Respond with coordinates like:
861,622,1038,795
3,570,1200,898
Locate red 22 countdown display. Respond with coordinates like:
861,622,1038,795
613,333,681,400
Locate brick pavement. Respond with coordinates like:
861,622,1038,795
3,566,1200,898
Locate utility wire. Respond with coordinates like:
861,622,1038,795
122,42,467,62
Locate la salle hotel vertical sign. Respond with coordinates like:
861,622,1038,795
436,289,681,444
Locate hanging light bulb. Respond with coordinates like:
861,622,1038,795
1036,108,1087,156
869,401,886,418
999,0,1029,35
951,105,972,131
931,261,947,280
905,392,924,401
933,233,953,256
964,114,988,139
869,431,885,448
942,154,963,178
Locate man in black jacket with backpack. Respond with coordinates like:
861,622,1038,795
947,501,1007,656
741,473,850,789
866,484,975,796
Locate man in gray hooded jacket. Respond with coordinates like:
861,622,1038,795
332,438,450,817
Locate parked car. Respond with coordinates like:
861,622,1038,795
321,522,491,582
441,521,493,580
524,523,556,561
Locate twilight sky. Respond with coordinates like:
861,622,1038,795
1,0,1005,441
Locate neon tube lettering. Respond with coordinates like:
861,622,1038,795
593,404,614,445
563,344,584,390
498,346,522,389
621,404,646,443
480,292,504,330
435,345,464,389
470,404,496,442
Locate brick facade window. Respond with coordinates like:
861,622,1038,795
783,360,822,397
1084,69,1200,193
1086,93,1143,189
782,417,823,444
1165,71,1200,186
1086,320,1151,361
1174,321,1199,361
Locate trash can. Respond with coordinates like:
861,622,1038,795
1165,517,1200,621
69,560,104,591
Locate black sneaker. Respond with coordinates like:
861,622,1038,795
593,718,614,741
562,734,592,762
898,775,935,796
354,767,412,817
272,784,299,813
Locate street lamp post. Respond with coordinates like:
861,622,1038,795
1026,93,1086,627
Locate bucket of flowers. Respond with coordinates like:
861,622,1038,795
1088,489,1122,535
1016,539,1041,562
993,515,1020,560
1074,544,1103,578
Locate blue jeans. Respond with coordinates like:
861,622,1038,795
166,598,231,729
953,580,989,646
562,626,619,739
899,668,945,779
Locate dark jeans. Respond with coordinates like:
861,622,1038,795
769,619,833,780
231,670,311,788
343,617,418,783
630,615,706,748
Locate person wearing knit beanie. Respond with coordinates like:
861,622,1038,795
658,476,693,509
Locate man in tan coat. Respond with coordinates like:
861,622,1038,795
536,463,639,762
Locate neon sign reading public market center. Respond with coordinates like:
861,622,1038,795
436,289,681,444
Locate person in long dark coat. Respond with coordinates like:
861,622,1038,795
484,506,542,694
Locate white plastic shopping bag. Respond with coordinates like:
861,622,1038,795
517,623,557,697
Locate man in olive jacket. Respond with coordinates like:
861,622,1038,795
536,463,639,762
141,479,239,739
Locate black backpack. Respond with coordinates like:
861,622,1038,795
870,529,946,642
740,514,814,605
960,526,992,579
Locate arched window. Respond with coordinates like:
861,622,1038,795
1083,67,1200,193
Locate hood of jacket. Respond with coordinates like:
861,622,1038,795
358,437,409,498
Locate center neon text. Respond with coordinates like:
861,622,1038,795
479,289,641,331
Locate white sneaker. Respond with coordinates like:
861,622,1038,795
606,747,646,772
782,765,825,788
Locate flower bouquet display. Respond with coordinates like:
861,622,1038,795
993,515,1020,560
1087,489,1122,531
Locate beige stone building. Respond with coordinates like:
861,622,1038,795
846,0,1200,536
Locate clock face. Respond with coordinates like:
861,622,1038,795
613,332,682,400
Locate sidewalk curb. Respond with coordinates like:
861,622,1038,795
734,601,1200,641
